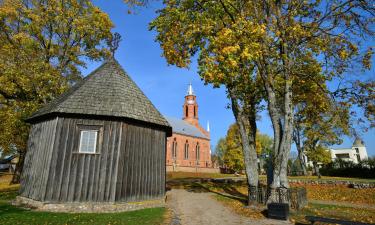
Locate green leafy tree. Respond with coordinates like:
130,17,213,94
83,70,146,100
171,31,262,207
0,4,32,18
224,124,245,172
0,0,114,183
305,145,332,178
257,133,273,156
216,123,274,173
213,138,226,167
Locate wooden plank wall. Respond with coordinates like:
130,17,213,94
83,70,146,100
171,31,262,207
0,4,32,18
20,117,166,203
20,118,58,200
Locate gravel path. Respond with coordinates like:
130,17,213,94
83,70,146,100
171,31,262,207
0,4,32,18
166,189,292,225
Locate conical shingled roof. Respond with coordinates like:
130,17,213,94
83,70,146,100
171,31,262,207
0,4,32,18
28,59,170,128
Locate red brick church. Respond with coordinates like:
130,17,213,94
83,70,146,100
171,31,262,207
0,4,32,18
165,84,217,172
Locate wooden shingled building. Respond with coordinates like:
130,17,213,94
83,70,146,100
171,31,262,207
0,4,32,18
19,59,171,210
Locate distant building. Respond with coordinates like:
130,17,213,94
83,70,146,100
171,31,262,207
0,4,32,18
305,137,368,166
329,138,368,163
165,84,219,173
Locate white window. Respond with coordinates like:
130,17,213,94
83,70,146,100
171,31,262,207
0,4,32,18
79,130,98,153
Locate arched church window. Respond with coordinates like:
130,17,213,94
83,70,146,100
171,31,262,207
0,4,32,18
196,143,200,165
194,106,196,117
185,106,188,117
172,138,177,159
184,141,189,159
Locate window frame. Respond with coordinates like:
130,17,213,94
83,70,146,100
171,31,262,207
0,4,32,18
184,141,189,159
79,130,98,154
196,143,200,165
172,139,177,159
76,124,102,154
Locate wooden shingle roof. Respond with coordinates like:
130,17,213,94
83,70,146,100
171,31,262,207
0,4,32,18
28,59,170,128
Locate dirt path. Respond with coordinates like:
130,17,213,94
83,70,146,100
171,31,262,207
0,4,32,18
166,189,292,225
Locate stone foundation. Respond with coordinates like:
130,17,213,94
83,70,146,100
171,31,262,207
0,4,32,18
13,196,165,213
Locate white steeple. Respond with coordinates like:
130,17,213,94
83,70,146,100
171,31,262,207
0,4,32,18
187,83,194,96
207,121,210,132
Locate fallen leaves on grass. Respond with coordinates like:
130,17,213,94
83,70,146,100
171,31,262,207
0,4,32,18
292,184,375,205
0,175,19,191
290,203,375,224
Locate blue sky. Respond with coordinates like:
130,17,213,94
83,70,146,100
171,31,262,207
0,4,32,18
87,0,374,156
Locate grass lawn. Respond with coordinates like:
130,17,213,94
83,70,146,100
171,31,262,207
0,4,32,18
258,175,375,183
0,175,166,225
293,183,375,205
290,203,375,224
286,175,375,183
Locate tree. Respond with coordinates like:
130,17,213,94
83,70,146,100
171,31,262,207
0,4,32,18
305,145,332,178
0,0,113,183
215,123,274,173
150,0,268,204
136,0,373,203
213,138,226,167
292,72,351,176
257,133,273,157
224,124,245,172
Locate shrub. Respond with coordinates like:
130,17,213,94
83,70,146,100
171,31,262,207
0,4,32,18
320,158,375,179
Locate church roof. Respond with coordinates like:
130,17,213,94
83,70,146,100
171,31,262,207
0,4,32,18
165,116,208,139
27,59,170,128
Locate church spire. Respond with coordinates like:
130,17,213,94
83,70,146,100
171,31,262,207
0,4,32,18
187,82,195,96
183,83,198,126
207,121,210,132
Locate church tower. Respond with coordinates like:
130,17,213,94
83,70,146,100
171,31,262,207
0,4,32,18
352,137,368,161
183,83,199,127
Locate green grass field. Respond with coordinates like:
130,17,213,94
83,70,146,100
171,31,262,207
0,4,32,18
0,175,166,225
0,203,166,225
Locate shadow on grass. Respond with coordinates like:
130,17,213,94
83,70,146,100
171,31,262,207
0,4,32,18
0,202,30,216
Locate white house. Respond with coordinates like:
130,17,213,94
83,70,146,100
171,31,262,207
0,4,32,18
304,138,368,167
329,138,368,164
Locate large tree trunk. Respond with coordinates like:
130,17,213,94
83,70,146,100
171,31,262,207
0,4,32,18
258,37,294,203
294,131,308,176
258,64,293,203
10,149,25,184
298,152,307,176
313,162,321,179
229,89,259,205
